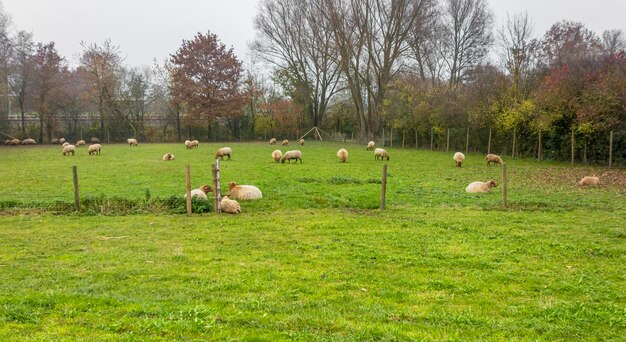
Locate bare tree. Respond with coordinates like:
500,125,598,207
497,12,535,98
441,0,494,87
0,4,12,125
31,42,65,143
408,0,442,86
602,29,626,55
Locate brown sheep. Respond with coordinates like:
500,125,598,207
485,154,503,166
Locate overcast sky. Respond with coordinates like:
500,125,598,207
2,0,625,68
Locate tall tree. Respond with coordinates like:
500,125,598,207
602,29,626,55
152,60,183,141
169,31,244,138
31,42,65,143
540,21,603,68
8,30,34,136
497,12,535,98
0,3,12,128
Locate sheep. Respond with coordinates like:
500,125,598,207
215,147,232,160
51,138,60,144
62,144,76,156
269,138,277,145
228,181,262,200
184,140,192,149
578,176,599,186
280,150,302,163
127,138,138,146
90,137,100,143
4,139,11,145
272,150,282,163
281,139,289,146
76,140,86,147
374,148,390,161
21,138,36,145
299,138,305,145
485,154,504,166
220,196,241,214
453,152,465,167
191,140,199,148
162,152,175,161
59,138,66,144
367,141,375,150
62,142,70,148
10,138,20,145
337,148,349,163
88,144,101,155
184,185,213,200
465,180,498,193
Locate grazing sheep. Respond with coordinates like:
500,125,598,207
453,152,465,167
269,138,277,145
281,139,289,146
367,141,375,150
280,150,302,163
10,138,20,145
185,185,213,200
62,142,70,148
76,140,86,147
215,147,232,160
4,139,11,145
59,138,66,144
374,148,390,161
62,144,76,156
466,180,498,193
272,150,282,163
162,152,175,161
299,138,305,145
191,140,199,148
578,176,599,186
228,182,262,200
337,148,349,163
51,138,60,144
220,196,241,214
127,138,138,146
184,140,192,149
90,137,100,143
21,138,36,145
485,154,504,166
88,144,102,155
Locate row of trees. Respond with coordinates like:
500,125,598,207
0,1,624,163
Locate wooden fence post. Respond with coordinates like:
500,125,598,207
402,129,405,149
501,163,507,209
212,159,221,213
382,127,385,147
380,164,388,210
465,127,469,154
72,166,80,211
430,127,434,150
185,164,192,215
538,130,542,161
415,129,418,149
446,128,450,152
512,129,516,158
609,130,613,168
571,129,575,165
488,128,492,155
390,128,393,147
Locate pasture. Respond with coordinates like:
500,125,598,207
0,141,624,340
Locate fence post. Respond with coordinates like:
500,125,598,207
512,129,516,158
501,163,507,209
465,127,469,154
488,128,492,155
212,159,221,213
430,127,434,150
446,128,450,152
382,127,385,147
72,166,80,211
609,130,613,168
185,164,192,215
571,129,575,165
538,130,542,161
415,129,418,149
402,129,405,149
380,164,387,210
390,128,393,147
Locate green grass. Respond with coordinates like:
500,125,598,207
0,142,624,340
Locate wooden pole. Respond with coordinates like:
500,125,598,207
415,129,418,149
571,129,575,165
402,129,405,149
430,127,434,150
512,129,516,158
380,164,387,210
538,130,542,161
382,127,385,147
390,128,393,147
583,139,587,164
212,159,221,213
446,128,450,152
465,127,469,154
487,128,492,155
609,130,613,168
72,166,80,211
185,164,192,215
501,163,507,209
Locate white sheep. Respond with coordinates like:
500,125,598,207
367,141,375,150
453,152,465,167
127,138,138,146
4,139,12,145
485,154,503,166
162,152,175,161
299,138,305,145
228,182,262,200
21,138,36,145
272,150,282,163
374,148,389,161
465,180,498,193
280,150,302,163
59,138,66,144
337,148,348,163
11,138,20,145
88,144,101,155
184,140,192,149
269,138,277,145
62,144,76,156
578,176,599,186
76,140,86,147
191,140,199,148
215,147,232,160
281,139,289,146
220,196,241,214
62,142,70,148
90,137,100,143
185,185,213,200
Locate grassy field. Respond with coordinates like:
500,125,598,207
0,142,625,340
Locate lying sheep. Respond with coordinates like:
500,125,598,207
453,152,465,167
272,150,282,163
90,137,100,143
299,138,305,145
88,144,101,155
185,185,213,200
62,142,70,148
374,148,390,161
184,140,192,149
62,144,76,156
269,138,277,145
281,139,289,146
215,147,232,160
76,140,86,147
127,138,138,146
337,148,348,163
485,154,503,166
466,180,498,193
367,141,375,150
578,176,599,186
281,150,302,163
162,152,175,161
21,138,36,145
228,181,262,200
220,196,241,214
